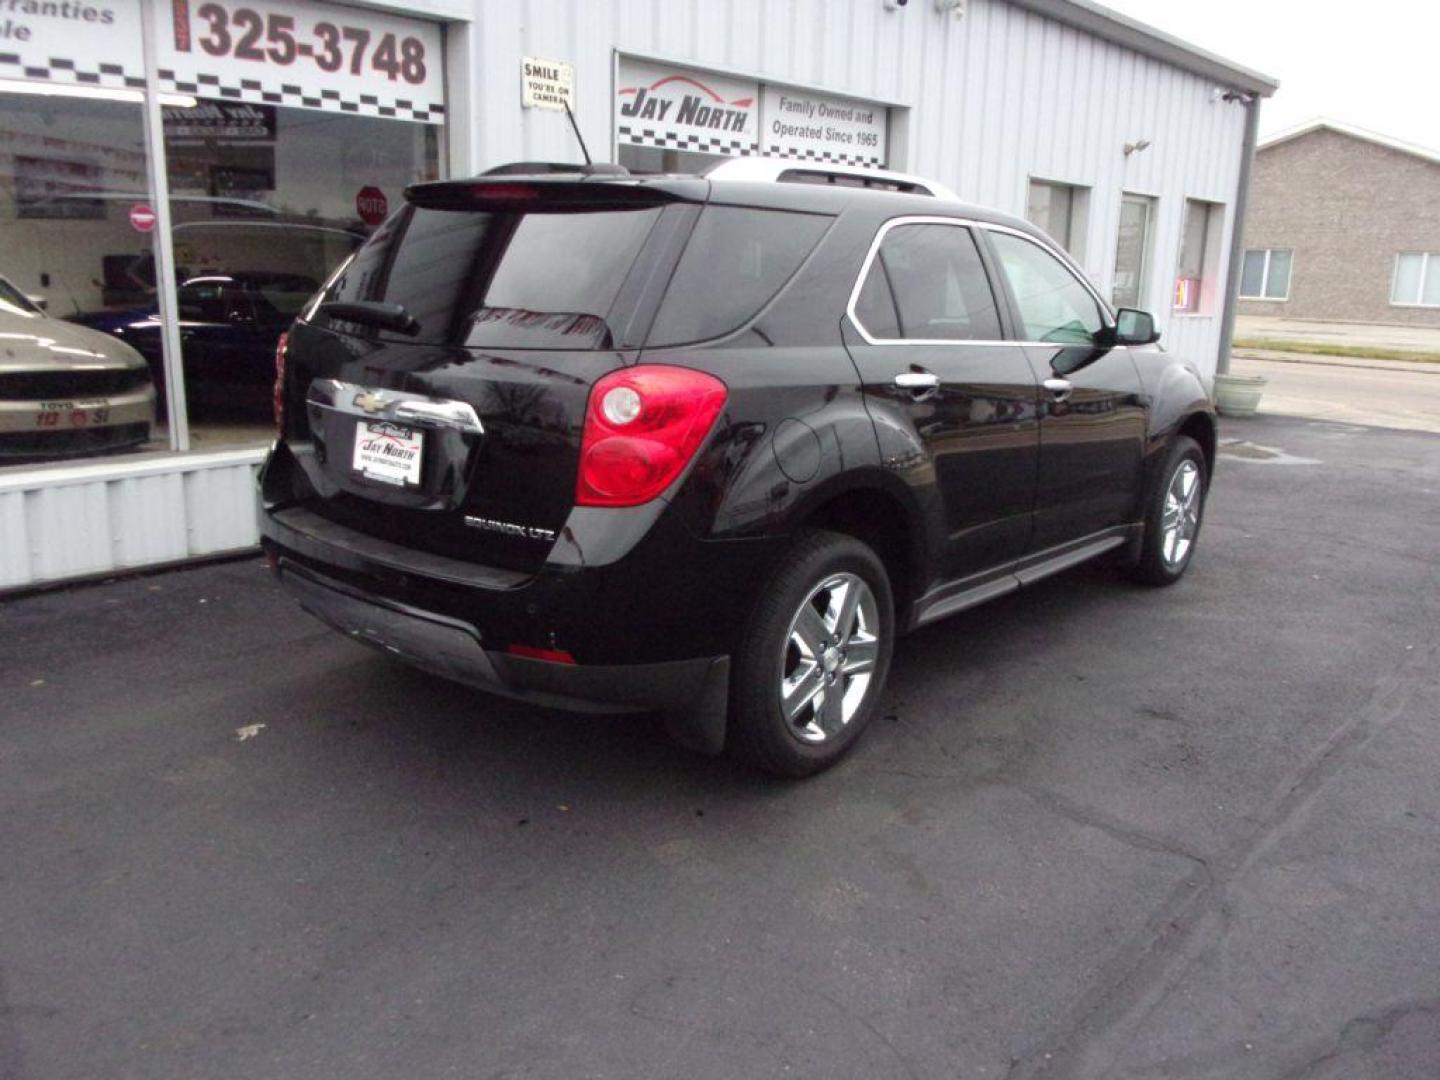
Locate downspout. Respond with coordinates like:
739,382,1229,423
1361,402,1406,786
1215,91,1261,377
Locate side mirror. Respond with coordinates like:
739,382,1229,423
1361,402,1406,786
27,294,48,312
1113,308,1160,346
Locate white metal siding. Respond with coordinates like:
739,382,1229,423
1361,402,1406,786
469,0,1247,375
0,450,265,592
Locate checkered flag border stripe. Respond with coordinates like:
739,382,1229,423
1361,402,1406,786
155,70,445,123
0,53,145,90
764,143,884,168
617,126,757,157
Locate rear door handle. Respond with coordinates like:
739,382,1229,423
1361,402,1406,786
894,372,940,389
894,371,941,400
1043,377,1073,403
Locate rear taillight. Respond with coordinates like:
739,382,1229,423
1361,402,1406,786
576,365,727,507
272,331,288,436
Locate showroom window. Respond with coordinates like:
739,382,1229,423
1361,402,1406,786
1240,248,1293,300
1026,179,1089,261
0,0,447,470
0,89,156,464
1174,199,1223,314
1391,253,1440,307
158,103,440,443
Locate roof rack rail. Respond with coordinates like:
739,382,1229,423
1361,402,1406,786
702,157,957,200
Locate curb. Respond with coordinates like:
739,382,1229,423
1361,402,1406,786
1232,350,1440,376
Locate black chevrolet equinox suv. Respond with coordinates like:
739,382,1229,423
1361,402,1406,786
260,160,1215,776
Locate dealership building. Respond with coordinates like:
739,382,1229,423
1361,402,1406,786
0,0,1275,591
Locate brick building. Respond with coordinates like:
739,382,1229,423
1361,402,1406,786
1237,120,1440,327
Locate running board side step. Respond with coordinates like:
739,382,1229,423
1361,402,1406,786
911,528,1136,629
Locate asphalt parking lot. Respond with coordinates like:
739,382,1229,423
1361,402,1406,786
3,414,1438,1080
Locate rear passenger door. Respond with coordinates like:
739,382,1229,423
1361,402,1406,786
982,229,1148,550
843,218,1040,582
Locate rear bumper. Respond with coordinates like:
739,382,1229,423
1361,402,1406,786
278,557,726,716
275,557,731,751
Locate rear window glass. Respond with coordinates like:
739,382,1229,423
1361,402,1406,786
647,206,832,346
321,204,663,349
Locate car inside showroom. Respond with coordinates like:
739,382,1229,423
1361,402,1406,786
0,0,1274,592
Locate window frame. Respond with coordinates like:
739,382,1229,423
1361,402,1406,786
1173,197,1225,316
846,215,1113,347
1239,247,1293,302
1390,252,1440,308
1026,177,1091,263
1112,191,1158,310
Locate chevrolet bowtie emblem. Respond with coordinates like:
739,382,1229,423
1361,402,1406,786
352,390,391,415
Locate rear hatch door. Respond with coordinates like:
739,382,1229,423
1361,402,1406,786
279,177,704,573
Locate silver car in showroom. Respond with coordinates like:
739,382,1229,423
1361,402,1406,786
0,274,156,461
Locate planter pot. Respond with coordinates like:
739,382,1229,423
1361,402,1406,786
1213,373,1268,418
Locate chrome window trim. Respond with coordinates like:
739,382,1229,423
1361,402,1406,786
845,215,1115,348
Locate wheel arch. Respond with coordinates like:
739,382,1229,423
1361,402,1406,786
1176,410,1217,479
789,476,932,630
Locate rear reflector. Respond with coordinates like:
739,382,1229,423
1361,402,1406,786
507,644,577,665
576,365,727,507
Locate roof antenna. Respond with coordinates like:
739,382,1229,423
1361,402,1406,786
563,100,593,167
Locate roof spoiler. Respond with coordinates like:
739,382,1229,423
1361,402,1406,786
404,176,708,210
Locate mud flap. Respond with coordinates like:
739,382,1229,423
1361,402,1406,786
662,656,730,755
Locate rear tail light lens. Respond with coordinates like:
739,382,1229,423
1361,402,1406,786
272,331,288,436
576,365,727,507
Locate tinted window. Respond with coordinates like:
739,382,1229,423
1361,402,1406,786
852,223,1002,341
988,232,1104,344
647,206,831,345
324,204,663,348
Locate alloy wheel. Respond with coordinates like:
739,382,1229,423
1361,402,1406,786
1161,459,1202,568
779,572,881,744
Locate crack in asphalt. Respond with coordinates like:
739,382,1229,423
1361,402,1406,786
1277,998,1440,1080
1010,783,1211,875
1001,642,1438,1080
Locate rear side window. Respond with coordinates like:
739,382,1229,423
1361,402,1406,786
646,206,832,346
322,204,664,349
852,223,1003,342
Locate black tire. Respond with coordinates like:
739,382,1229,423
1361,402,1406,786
1128,435,1208,586
727,529,895,777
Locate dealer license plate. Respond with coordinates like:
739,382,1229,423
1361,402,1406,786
352,420,424,486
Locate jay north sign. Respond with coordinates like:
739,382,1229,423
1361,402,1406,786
619,78,752,134
615,59,759,154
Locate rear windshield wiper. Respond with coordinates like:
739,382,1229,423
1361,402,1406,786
316,300,421,336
